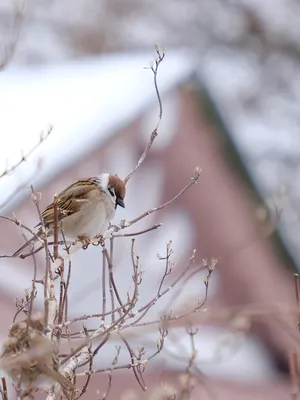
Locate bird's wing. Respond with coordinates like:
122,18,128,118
37,179,97,228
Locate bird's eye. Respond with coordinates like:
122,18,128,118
108,187,115,197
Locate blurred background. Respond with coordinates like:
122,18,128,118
0,0,300,399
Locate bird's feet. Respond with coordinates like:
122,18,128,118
94,234,105,246
77,236,91,249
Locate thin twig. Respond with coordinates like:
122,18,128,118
109,238,116,323
128,167,201,227
91,334,110,360
30,186,56,336
147,321,168,362
53,195,59,260
163,264,207,314
294,273,300,331
1,377,8,400
123,249,196,328
27,250,38,321
176,326,198,400
0,126,52,179
61,228,72,324
0,215,39,248
102,246,125,312
157,240,174,296
75,327,93,400
101,250,107,322
13,291,37,322
98,347,121,400
113,224,162,238
66,254,142,364
57,265,65,328
56,305,131,329
124,46,165,184
76,360,147,377
99,371,113,400
119,333,147,391
0,172,38,211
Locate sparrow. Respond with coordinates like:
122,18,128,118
0,314,73,395
13,173,126,257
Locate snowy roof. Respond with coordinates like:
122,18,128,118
0,51,195,213
0,51,276,381
199,52,300,271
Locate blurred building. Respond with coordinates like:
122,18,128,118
0,52,296,400
0,1,299,399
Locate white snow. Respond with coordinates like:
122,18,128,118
0,51,195,212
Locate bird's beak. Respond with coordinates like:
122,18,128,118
116,197,125,208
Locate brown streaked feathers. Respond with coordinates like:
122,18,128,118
36,178,98,230
12,173,126,257
0,314,73,393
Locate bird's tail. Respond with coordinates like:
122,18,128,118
12,236,40,257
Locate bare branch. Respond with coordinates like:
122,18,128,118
124,46,165,184
0,126,52,179
128,167,201,226
101,249,107,322
1,377,8,400
30,187,56,337
113,223,162,238
53,195,59,260
0,50,211,400
119,333,147,392
109,238,116,323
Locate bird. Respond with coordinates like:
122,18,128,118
13,173,126,257
0,313,73,396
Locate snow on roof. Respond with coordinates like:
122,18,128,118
0,51,195,213
0,50,276,379
0,54,277,383
199,51,300,270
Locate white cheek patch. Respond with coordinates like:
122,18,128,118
99,173,110,190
